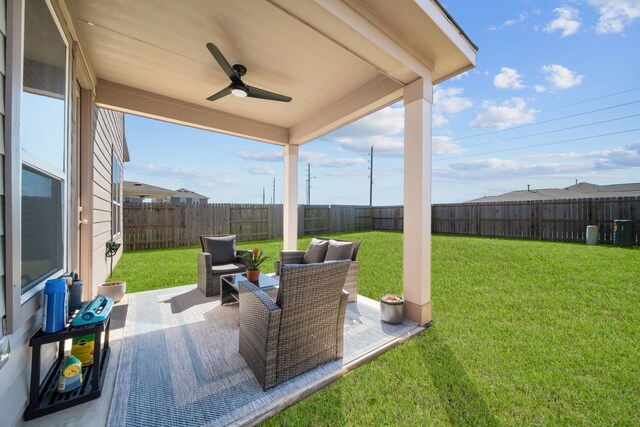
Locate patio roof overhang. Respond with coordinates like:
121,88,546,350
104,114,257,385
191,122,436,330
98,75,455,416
62,0,477,326
65,0,476,145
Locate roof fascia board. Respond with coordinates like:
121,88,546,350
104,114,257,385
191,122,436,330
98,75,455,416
314,0,433,79
290,74,402,145
415,0,477,63
95,79,289,146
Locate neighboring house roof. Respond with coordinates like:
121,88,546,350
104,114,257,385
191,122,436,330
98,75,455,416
124,181,174,199
467,182,640,203
171,188,209,200
124,181,209,201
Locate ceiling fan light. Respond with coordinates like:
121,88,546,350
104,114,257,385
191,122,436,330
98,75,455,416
230,84,248,98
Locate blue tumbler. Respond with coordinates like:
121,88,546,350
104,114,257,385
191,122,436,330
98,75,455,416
43,278,68,333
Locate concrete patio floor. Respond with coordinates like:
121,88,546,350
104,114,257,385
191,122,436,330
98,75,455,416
19,285,422,426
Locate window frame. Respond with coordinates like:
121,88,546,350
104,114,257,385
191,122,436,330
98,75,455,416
111,152,123,238
5,0,72,331
18,0,70,302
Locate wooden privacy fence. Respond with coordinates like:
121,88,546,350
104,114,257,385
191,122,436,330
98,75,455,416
123,203,373,250
123,197,639,250
432,197,640,244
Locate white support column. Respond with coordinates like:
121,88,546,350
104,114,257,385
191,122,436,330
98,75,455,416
283,144,299,250
403,78,433,326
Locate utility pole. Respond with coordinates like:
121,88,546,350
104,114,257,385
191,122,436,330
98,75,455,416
306,163,311,205
262,186,265,205
305,163,316,205
272,177,276,205
368,146,374,206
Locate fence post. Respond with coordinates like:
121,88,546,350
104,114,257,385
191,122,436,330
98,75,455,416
538,202,544,240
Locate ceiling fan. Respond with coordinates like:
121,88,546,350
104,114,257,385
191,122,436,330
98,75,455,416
205,43,292,103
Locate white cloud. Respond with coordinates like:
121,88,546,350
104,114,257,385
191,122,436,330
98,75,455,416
436,158,592,180
330,135,404,158
488,11,530,30
544,7,582,37
534,85,546,93
526,142,640,170
125,163,242,198
493,67,525,90
541,64,585,89
433,114,449,127
242,164,275,175
127,163,240,185
505,12,529,26
588,0,640,34
433,87,473,114
594,141,640,169
299,151,365,168
433,136,466,155
443,142,640,181
236,151,282,162
470,98,537,130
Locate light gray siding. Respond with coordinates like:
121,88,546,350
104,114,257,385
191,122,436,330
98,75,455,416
92,108,124,290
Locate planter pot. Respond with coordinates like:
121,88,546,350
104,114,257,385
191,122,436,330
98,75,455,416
245,269,260,282
98,281,126,303
380,294,405,325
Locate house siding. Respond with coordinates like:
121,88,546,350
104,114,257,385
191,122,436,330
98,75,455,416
0,7,126,423
91,108,124,292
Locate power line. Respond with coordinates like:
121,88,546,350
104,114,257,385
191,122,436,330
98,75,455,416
455,99,640,141
441,128,640,160
462,113,640,149
455,85,640,134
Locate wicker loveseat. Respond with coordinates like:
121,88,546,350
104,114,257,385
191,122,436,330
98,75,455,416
197,235,248,297
274,237,360,302
238,261,351,390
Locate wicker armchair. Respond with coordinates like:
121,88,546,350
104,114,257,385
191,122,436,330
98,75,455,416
238,261,350,391
274,237,361,302
197,235,248,297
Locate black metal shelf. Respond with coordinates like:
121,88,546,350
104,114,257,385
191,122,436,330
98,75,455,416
24,313,112,421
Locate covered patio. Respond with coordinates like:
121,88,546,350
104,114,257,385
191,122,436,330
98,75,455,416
18,0,476,425
20,285,422,426
70,0,477,326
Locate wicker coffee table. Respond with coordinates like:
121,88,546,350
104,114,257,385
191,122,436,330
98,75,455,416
220,272,279,306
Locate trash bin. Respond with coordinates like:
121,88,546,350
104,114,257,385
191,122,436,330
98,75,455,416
586,225,598,245
613,219,633,247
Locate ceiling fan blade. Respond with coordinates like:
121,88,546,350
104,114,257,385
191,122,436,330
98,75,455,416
246,85,292,102
206,43,237,81
206,86,231,101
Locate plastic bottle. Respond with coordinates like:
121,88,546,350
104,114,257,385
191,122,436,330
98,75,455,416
43,278,68,333
68,273,84,314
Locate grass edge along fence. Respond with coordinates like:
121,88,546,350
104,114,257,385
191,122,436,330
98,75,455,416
123,196,639,250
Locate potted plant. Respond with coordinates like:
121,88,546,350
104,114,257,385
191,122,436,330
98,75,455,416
380,293,405,324
98,240,126,302
243,247,270,282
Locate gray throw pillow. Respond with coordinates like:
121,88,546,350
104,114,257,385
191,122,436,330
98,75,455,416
324,239,354,261
303,238,329,263
202,236,236,264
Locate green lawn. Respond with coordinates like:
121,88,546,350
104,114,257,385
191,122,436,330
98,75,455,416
111,231,640,425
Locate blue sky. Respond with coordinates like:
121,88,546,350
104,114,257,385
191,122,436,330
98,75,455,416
124,0,640,204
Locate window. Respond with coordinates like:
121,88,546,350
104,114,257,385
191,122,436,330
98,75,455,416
20,0,69,296
112,154,123,236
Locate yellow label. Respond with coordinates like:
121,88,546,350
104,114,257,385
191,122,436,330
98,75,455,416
71,334,95,365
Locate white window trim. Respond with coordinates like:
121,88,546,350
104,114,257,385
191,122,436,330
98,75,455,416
5,0,72,331
112,152,123,239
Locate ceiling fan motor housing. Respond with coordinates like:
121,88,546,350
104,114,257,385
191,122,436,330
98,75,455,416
232,64,247,78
